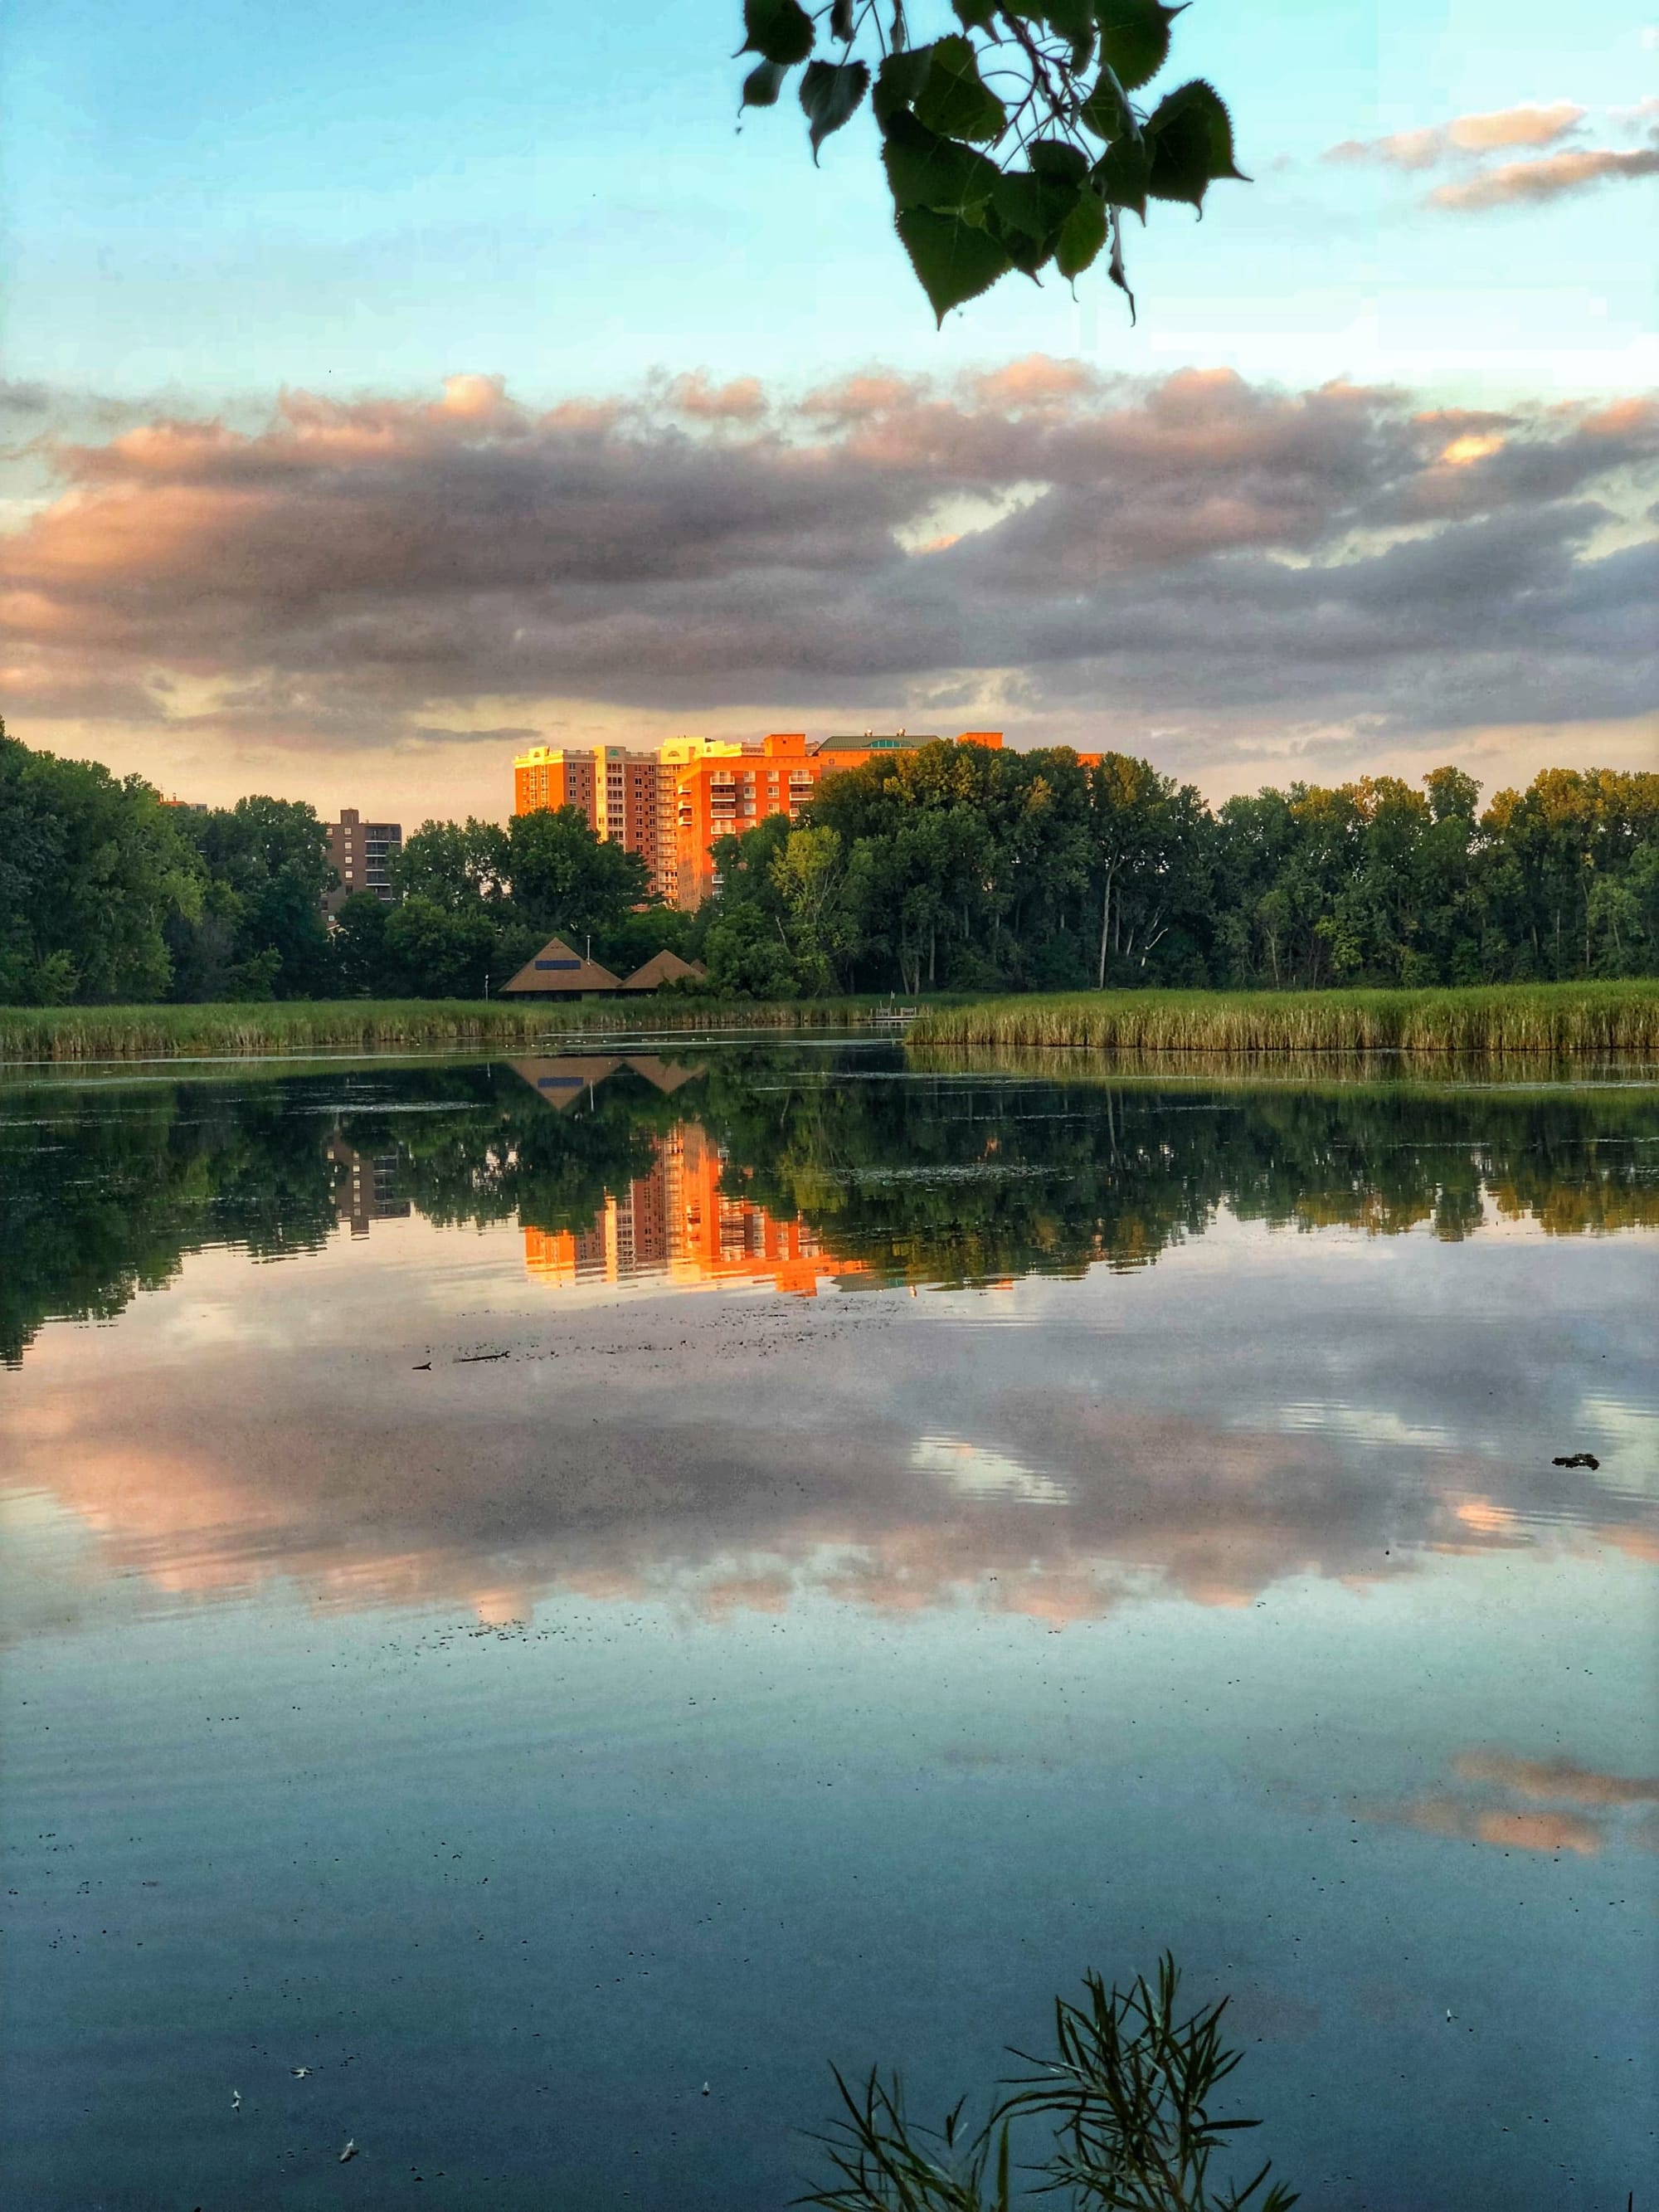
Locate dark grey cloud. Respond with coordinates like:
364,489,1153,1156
1,365,1653,754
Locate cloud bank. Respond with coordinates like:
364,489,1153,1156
2,363,1655,783
1326,101,1659,211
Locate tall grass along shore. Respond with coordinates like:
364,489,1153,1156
912,981,1659,1058
0,996,894,1064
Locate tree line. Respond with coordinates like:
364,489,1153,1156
2,719,1655,1004
705,746,1659,996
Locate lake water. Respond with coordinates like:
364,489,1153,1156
1,1042,1655,2210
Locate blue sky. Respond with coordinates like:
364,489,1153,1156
1,1,1655,815
6,0,1655,402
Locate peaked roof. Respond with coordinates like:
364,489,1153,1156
620,948,707,992
509,1056,625,1110
500,935,621,995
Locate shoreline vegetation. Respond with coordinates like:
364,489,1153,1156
0,996,918,1063
1,980,1656,1065
911,980,1659,1058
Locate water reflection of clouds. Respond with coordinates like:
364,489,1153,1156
1367,1750,1659,1859
2,1211,1652,1646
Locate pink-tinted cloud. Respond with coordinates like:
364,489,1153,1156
1326,104,1586,170
666,371,767,421
1430,136,1659,207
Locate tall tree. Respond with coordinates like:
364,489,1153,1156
0,722,201,1005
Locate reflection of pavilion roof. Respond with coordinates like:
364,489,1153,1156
621,949,707,992
500,935,621,996
509,1055,708,1112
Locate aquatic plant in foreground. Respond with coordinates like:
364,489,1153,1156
805,1956,1296,2212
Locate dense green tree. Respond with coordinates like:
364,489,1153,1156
507,805,653,941
0,722,201,1005
173,796,333,998
392,818,512,910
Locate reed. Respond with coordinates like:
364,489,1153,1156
911,981,1659,1060
0,996,893,1063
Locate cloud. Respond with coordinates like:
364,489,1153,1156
1327,103,1587,170
1429,136,1659,208
1369,1747,1659,1858
1,363,1655,766
1326,102,1659,212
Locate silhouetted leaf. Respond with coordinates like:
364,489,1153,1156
896,205,1013,322
912,34,1008,142
1095,130,1151,217
742,59,788,109
830,0,856,38
872,42,933,125
1095,0,1183,92
1056,188,1109,278
1146,77,1244,207
883,110,1000,211
741,0,815,67
800,59,871,156
1079,61,1136,143
1042,0,1097,70
951,0,999,25
1028,138,1088,185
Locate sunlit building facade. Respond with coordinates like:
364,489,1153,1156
513,730,1007,910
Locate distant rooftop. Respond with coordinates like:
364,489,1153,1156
817,732,936,754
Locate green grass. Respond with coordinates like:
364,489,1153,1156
0,996,905,1063
912,981,1659,1059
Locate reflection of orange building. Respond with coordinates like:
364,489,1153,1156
523,1124,870,1298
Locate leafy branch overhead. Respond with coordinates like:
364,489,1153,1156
737,2,1245,324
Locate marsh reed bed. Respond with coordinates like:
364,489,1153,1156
0,996,896,1063
912,982,1659,1060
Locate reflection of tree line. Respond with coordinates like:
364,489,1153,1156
3,1053,1657,1361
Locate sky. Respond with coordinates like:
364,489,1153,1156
1,0,1655,821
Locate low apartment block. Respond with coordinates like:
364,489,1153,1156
324,809,402,914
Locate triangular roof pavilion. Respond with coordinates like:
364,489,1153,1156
620,949,708,992
500,935,621,995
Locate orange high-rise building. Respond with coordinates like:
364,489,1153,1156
513,730,1007,910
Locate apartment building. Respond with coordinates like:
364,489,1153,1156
324,809,402,914
512,730,1008,910
512,743,690,903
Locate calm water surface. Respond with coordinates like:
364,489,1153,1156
1,1044,1655,2210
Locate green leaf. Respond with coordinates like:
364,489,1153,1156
1079,62,1136,143
883,110,999,212
1027,138,1087,185
1093,130,1151,217
990,168,1049,242
1042,0,1097,71
1055,187,1108,278
742,59,788,109
830,0,856,37
1146,78,1245,208
872,43,933,125
895,205,1013,322
800,58,871,157
912,34,1008,143
951,0,998,25
740,0,815,68
1158,77,1246,178
1095,0,1183,93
